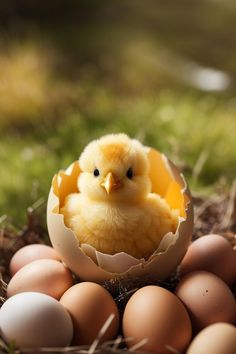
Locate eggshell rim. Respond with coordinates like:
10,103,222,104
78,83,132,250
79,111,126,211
47,147,193,281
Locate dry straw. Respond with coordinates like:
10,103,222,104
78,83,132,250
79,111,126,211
0,187,235,354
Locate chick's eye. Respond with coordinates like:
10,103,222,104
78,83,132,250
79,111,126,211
93,168,100,177
126,168,133,179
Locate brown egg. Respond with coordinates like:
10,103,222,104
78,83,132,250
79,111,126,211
186,323,236,354
180,234,236,285
60,282,119,345
123,285,192,354
7,259,73,300
175,271,236,333
9,244,61,276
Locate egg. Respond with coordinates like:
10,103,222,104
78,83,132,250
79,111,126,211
175,271,236,333
60,282,119,345
186,323,236,354
122,285,192,354
47,147,193,282
180,234,236,285
7,259,74,300
9,244,61,276
0,292,73,348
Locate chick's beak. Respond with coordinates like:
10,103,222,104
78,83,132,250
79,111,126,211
100,172,122,194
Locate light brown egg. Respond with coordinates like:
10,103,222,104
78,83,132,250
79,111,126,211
186,323,236,354
122,285,192,354
175,271,236,333
7,259,73,300
180,234,236,285
60,282,119,345
9,244,61,276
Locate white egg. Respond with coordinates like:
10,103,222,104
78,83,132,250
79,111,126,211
0,292,73,348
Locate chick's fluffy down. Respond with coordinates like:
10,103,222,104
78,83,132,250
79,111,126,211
61,133,180,260
62,193,179,259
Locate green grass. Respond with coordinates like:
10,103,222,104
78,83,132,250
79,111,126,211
0,2,236,224
1,87,236,223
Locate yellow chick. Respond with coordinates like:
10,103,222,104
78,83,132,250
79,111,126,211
61,134,179,259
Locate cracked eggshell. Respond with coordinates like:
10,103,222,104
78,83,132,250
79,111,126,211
47,148,193,282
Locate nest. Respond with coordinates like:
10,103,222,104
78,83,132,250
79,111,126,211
0,185,236,354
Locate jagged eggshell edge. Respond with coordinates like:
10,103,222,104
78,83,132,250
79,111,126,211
47,148,193,282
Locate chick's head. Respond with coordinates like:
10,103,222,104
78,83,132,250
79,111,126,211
78,134,151,203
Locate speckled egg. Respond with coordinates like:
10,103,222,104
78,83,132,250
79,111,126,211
175,271,236,333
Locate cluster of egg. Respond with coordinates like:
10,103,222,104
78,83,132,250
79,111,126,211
0,244,119,348
123,234,236,354
0,233,235,354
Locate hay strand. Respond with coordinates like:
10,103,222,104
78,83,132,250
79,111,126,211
0,191,235,354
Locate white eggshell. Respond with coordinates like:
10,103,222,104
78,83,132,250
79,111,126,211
47,147,193,282
0,292,73,348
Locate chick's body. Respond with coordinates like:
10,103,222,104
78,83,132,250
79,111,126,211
61,134,179,259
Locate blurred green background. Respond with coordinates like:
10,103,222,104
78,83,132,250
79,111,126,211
0,0,236,224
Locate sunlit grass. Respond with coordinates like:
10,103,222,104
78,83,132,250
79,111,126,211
1,86,236,223
0,30,236,224
0,39,77,127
